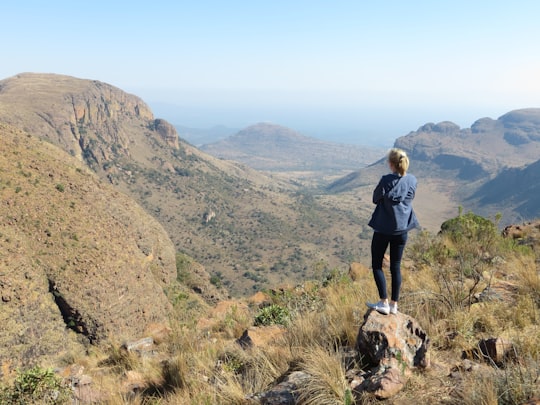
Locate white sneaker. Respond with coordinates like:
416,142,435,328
390,302,398,314
366,300,390,315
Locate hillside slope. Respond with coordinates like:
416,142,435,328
0,123,178,368
469,158,540,220
0,73,372,295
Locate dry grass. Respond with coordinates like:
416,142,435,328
295,346,350,405
2,215,539,405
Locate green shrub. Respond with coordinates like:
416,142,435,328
254,304,290,326
440,211,498,244
0,366,71,404
175,253,192,284
210,273,222,288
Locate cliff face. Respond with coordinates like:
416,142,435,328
0,73,177,167
0,123,176,368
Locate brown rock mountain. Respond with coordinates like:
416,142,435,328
0,73,371,295
327,109,540,224
0,122,177,367
200,122,382,173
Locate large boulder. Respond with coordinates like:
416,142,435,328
353,309,430,399
356,309,430,369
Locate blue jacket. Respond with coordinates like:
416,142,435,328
368,173,419,235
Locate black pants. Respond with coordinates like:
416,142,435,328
371,231,408,302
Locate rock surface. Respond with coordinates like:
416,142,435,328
237,325,286,349
353,309,430,399
356,309,430,369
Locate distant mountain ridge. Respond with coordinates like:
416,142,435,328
200,122,383,172
327,108,540,223
395,109,540,176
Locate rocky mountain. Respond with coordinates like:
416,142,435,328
200,122,383,173
0,122,180,368
0,73,371,295
327,109,540,223
395,109,540,177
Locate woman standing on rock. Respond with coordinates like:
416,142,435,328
366,148,419,315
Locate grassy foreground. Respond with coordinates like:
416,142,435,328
1,213,539,404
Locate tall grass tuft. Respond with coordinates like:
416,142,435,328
295,345,350,405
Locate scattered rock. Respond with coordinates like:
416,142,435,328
474,280,518,302
248,291,272,308
354,366,406,399
123,337,155,357
250,371,310,405
502,224,525,239
449,359,482,379
123,337,154,352
348,262,370,281
237,325,286,349
353,309,430,399
462,337,515,366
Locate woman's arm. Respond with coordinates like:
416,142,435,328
372,180,384,204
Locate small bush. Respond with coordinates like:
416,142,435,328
254,304,290,326
0,366,71,404
175,253,193,284
55,184,65,192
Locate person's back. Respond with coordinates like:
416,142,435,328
368,173,418,235
366,148,419,315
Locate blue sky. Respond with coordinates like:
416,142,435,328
2,1,540,145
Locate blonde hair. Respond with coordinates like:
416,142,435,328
388,148,409,176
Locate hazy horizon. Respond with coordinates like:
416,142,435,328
144,93,525,147
3,1,540,148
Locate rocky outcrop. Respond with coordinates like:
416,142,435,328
249,371,310,405
0,73,177,167
462,337,516,367
250,309,430,402
0,72,371,297
152,119,180,149
328,108,540,221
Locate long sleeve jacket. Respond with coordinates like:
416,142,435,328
368,173,420,235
